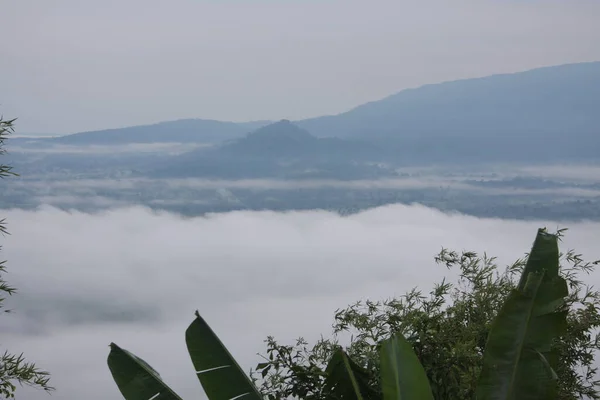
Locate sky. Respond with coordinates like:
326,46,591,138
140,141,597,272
1,2,599,398
2,0,600,134
2,204,600,399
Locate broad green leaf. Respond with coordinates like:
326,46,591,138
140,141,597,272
107,342,183,400
518,228,559,290
324,348,380,400
477,229,568,400
380,334,434,400
185,311,262,400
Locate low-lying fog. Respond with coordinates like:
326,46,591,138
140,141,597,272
2,204,599,399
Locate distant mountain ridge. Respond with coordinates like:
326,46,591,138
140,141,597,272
296,61,600,139
49,119,271,145
19,61,600,165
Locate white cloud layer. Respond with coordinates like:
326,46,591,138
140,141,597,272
2,204,600,399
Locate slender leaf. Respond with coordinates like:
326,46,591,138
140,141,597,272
380,334,434,400
477,229,568,400
107,342,183,400
324,348,380,400
185,311,262,400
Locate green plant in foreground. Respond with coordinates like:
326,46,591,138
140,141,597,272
108,228,575,400
0,116,53,398
254,229,600,400
108,311,262,400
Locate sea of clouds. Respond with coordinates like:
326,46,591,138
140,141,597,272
2,203,599,399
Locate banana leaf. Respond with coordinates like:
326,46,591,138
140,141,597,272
380,333,434,400
477,229,568,400
185,311,262,400
107,342,183,400
324,348,380,400
517,228,560,290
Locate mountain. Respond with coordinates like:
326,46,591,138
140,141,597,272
293,62,600,163
215,120,381,160
49,119,271,145
297,62,600,139
153,120,391,179
20,62,600,164
218,119,318,158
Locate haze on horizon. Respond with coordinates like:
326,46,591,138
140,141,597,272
2,0,600,134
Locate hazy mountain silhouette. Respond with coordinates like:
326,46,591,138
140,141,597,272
218,120,318,158
215,120,379,160
23,62,600,163
153,120,389,179
44,62,599,148
296,62,600,140
49,119,271,145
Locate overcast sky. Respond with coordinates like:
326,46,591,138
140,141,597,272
3,204,600,399
2,0,600,134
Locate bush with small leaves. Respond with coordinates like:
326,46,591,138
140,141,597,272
252,229,600,400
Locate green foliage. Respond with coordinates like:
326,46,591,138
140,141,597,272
186,311,263,400
108,343,182,400
107,228,596,400
252,229,600,400
477,229,568,399
0,117,18,180
379,334,434,400
323,335,439,400
253,228,569,400
108,311,263,400
0,116,53,398
324,348,379,400
0,117,54,398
